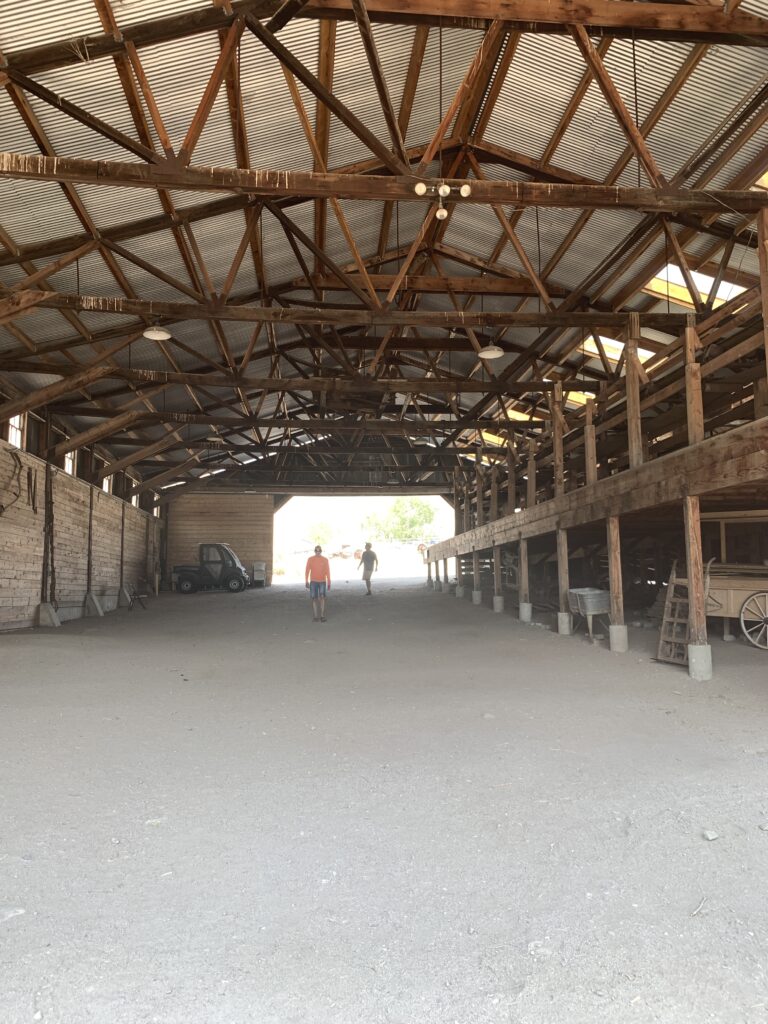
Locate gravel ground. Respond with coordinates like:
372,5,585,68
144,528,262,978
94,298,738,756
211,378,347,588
1,579,767,1024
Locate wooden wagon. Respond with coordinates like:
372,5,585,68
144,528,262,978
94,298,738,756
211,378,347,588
705,563,768,650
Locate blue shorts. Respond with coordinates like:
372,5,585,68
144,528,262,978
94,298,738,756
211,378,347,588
309,581,327,599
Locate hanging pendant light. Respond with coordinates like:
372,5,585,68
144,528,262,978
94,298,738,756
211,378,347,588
143,325,172,341
478,342,504,359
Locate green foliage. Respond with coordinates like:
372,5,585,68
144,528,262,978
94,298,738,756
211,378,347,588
311,521,332,548
363,498,435,542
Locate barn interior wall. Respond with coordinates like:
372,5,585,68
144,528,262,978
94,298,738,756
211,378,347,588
164,492,275,584
0,441,161,630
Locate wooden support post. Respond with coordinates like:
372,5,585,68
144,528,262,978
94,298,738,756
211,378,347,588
607,516,624,625
683,496,707,645
472,549,481,604
87,487,94,595
626,312,644,469
526,442,537,509
506,442,516,515
584,398,598,485
556,528,572,634
720,519,733,642
758,208,768,380
551,381,565,498
463,477,471,533
453,471,462,534
443,558,449,590
685,315,704,445
518,537,531,622
119,503,125,589
754,377,768,420
490,465,499,521
492,544,504,611
607,515,628,651
475,468,484,527
683,494,712,679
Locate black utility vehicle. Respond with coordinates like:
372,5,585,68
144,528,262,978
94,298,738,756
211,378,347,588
172,543,250,594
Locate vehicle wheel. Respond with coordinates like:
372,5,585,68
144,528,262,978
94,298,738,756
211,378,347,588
226,576,246,593
740,591,768,649
178,576,197,594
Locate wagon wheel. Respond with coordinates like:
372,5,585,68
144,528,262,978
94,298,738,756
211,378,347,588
739,591,768,650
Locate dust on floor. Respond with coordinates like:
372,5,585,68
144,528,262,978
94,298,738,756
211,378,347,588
1,579,767,1023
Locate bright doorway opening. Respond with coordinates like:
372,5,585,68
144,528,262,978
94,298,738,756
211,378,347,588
273,495,454,584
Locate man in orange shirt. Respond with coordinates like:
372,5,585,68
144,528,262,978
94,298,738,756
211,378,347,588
305,544,331,622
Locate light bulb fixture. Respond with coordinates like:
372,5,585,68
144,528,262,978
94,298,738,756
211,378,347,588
412,180,473,200
435,203,448,221
142,325,171,341
478,343,504,360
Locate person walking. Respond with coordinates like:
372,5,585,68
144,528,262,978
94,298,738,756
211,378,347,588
357,542,378,596
305,545,331,622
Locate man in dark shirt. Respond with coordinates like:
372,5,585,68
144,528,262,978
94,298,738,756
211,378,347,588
357,542,378,596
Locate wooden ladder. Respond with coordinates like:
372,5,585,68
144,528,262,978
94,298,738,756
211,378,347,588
657,563,690,666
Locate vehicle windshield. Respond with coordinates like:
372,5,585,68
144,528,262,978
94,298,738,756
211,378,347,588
220,544,244,570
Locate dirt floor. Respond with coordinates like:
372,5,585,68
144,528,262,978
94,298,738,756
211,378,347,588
1,578,768,1024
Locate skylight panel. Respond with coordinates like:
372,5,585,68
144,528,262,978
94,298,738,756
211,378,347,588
582,335,654,365
642,262,745,310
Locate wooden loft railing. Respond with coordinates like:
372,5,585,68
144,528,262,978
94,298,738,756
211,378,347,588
448,284,767,532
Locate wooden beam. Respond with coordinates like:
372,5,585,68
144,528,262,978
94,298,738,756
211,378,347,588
4,0,768,87
551,382,565,497
350,0,408,164
625,314,644,469
160,483,451,498
3,152,768,211
427,417,768,557
569,25,667,188
3,67,160,163
758,208,768,379
14,290,694,329
518,538,530,605
556,528,569,614
584,398,597,485
49,410,147,458
0,289,48,325
685,316,705,444
493,544,502,596
526,441,537,509
282,273,567,295
244,15,409,176
179,17,245,164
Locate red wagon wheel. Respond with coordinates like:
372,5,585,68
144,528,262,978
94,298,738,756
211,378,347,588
739,591,768,650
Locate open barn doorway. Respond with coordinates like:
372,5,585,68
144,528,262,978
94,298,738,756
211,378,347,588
273,495,455,585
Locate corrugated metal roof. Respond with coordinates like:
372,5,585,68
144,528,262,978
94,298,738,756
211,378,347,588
0,0,102,53
0,5,766,476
